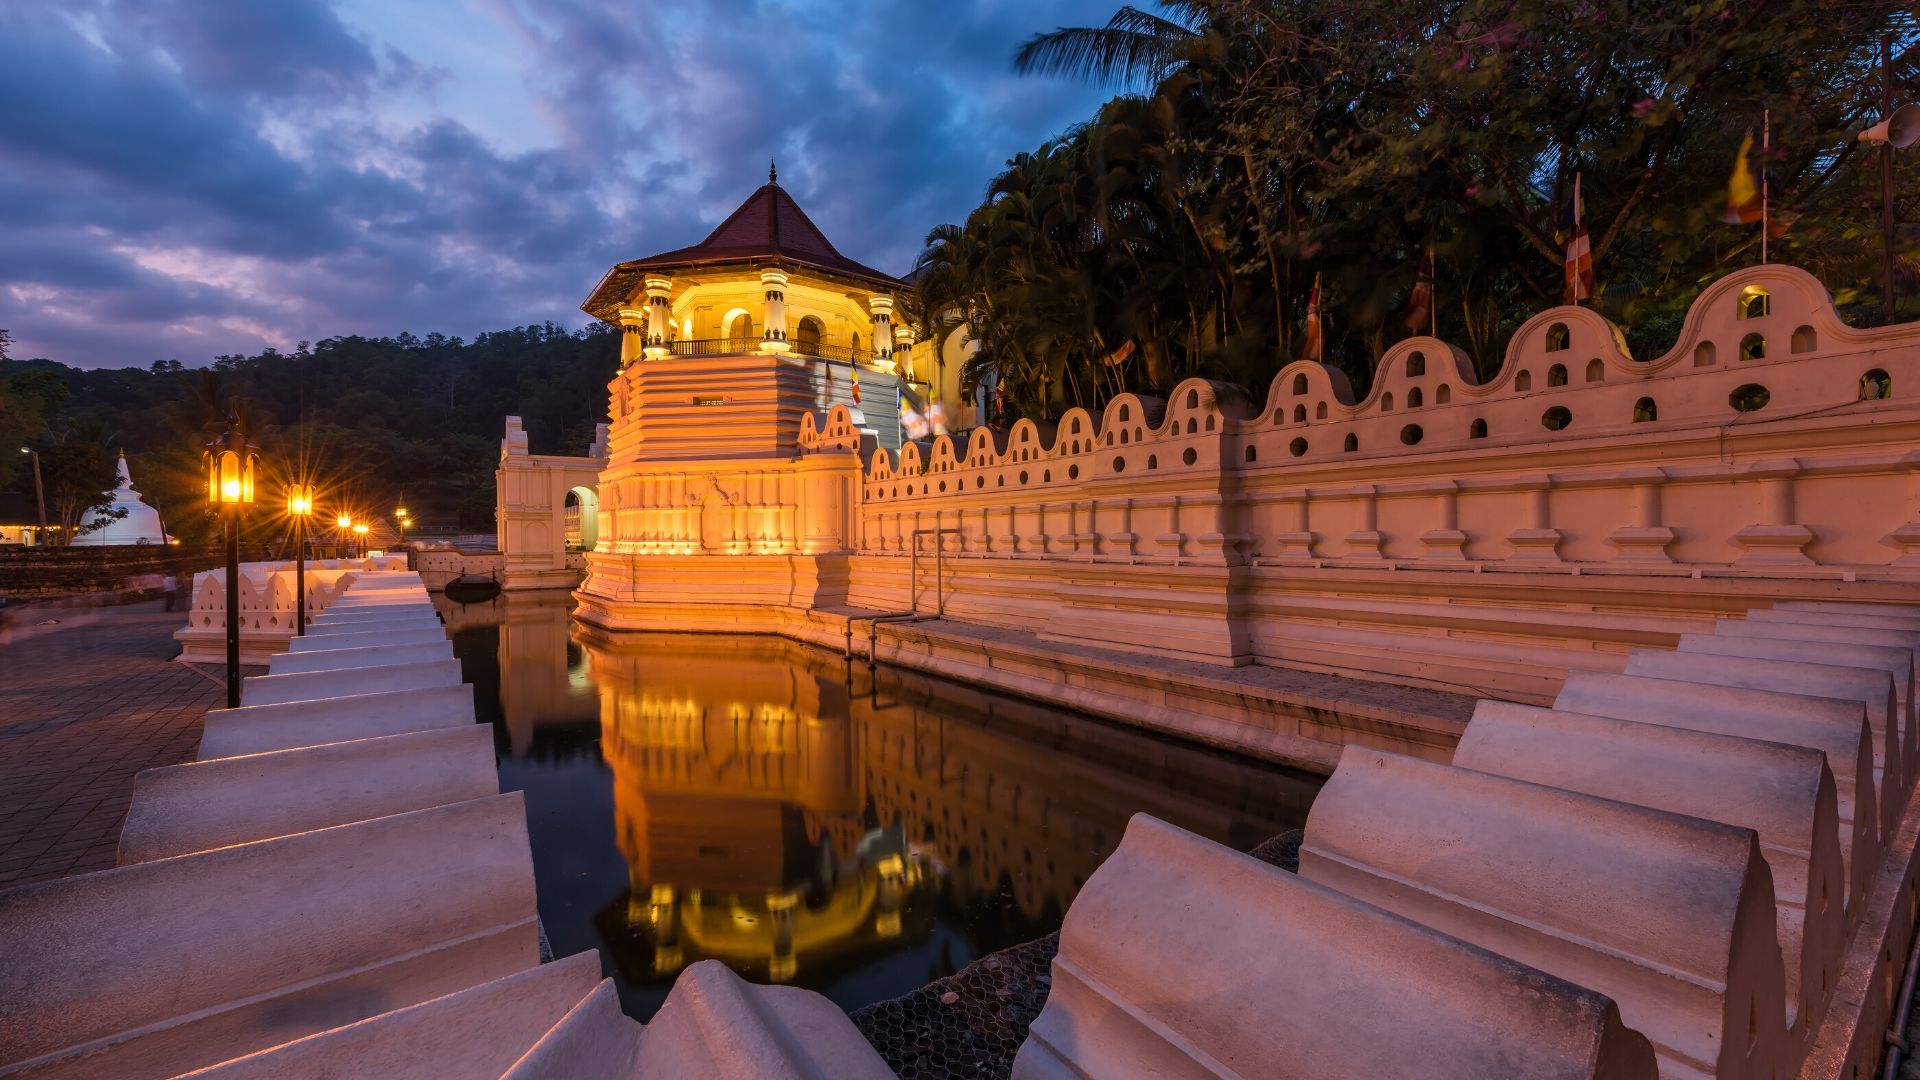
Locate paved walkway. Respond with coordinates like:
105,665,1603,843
0,601,255,889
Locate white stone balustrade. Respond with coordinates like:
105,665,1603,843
1013,814,1659,1079
1300,747,1789,1080
1554,671,1880,919
119,726,499,863
1624,650,1903,844
1455,701,1845,1051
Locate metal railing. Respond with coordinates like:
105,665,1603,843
663,337,875,364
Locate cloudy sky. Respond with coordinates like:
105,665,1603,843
0,0,1116,369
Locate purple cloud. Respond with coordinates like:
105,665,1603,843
0,0,1115,368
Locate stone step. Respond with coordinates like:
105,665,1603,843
266,640,453,676
1624,649,1902,842
0,793,539,1080
1456,700,1844,1052
121,725,498,863
241,659,462,706
1013,814,1657,1080
198,684,477,759
1554,671,1879,923
285,627,448,652
306,613,443,635
499,980,643,1080
1750,607,1920,633
1775,600,1920,620
179,952,604,1080
1675,635,1914,788
1302,747,1786,1080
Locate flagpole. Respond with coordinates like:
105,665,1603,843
1761,108,1770,265
1429,239,1437,338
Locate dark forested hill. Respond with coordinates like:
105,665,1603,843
1,323,618,543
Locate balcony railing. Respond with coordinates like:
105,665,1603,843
664,338,876,364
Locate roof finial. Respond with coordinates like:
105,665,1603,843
769,159,777,184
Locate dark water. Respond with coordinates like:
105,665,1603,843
436,591,1322,1022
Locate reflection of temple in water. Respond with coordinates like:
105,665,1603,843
577,629,1318,991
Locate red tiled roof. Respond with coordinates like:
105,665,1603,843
581,179,905,321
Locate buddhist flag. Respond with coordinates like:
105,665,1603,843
1103,340,1136,367
1301,273,1324,362
1562,173,1593,305
850,363,861,407
1724,130,1764,225
1404,245,1434,333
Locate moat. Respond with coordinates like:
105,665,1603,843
437,591,1323,1021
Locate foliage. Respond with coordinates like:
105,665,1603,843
37,425,124,546
3,325,617,543
922,0,1920,420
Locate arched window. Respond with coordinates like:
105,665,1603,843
563,487,599,552
1740,333,1766,361
1791,326,1817,354
1381,392,1395,412
1407,387,1424,408
1861,369,1893,400
1435,384,1451,404
1315,402,1328,420
1515,371,1533,392
1545,323,1570,352
1738,285,1771,319
1292,404,1307,423
1585,358,1604,382
725,311,756,348
1244,446,1257,463
1469,418,1488,439
1547,364,1568,387
794,316,824,355
1186,389,1200,409
1694,342,1716,367
1407,351,1426,377
1292,373,1309,395
1343,433,1358,452
1632,397,1657,423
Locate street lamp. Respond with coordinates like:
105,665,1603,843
287,483,316,635
203,407,257,709
18,448,45,544
335,512,352,559
353,521,370,558
395,500,411,541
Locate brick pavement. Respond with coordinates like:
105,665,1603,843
0,600,259,888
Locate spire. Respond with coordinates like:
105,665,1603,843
769,159,777,185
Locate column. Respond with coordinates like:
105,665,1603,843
869,295,894,369
1606,467,1677,563
617,307,646,367
1732,460,1815,565
891,321,915,377
643,277,673,359
760,268,790,354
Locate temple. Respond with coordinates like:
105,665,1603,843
582,165,915,452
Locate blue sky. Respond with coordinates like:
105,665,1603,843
0,0,1116,368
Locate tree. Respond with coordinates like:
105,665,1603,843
924,0,1920,421
37,424,123,546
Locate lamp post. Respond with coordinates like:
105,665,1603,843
353,522,370,557
17,448,45,544
395,500,411,544
335,512,352,559
203,407,257,708
287,483,315,635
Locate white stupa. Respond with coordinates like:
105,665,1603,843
71,451,171,546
